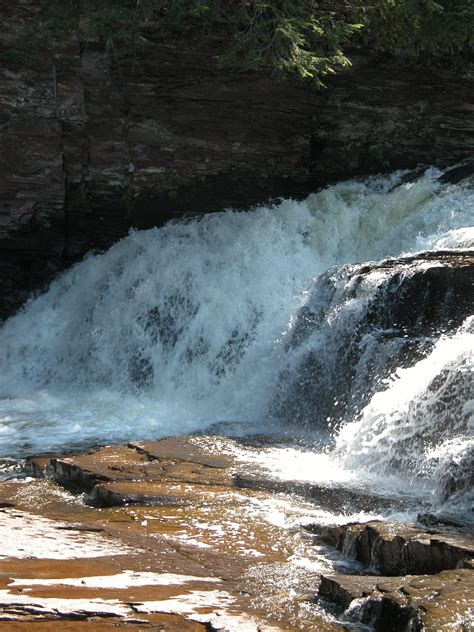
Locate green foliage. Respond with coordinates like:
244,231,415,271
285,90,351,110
2,1,473,82
360,0,474,59
157,1,362,86
79,0,156,47
1,1,155,65
1,2,80,65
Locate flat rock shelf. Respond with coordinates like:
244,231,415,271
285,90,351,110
0,436,472,631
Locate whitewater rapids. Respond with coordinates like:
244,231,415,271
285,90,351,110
0,167,472,518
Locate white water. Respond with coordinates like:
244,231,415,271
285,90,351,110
336,317,474,513
0,167,473,516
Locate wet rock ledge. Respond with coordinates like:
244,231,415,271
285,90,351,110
311,521,473,631
0,436,472,630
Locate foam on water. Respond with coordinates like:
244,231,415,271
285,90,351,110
336,316,474,514
0,167,473,517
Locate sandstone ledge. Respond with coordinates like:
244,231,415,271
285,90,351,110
310,520,474,576
1,437,340,630
0,436,472,630
318,570,474,632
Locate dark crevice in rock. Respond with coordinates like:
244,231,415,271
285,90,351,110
233,474,408,515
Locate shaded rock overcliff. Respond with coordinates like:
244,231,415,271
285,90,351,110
1,2,473,319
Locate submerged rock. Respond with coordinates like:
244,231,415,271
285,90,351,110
439,161,474,185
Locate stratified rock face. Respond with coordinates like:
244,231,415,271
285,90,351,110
313,520,474,630
313,521,474,576
1,3,473,319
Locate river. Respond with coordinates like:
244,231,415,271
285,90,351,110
0,165,472,524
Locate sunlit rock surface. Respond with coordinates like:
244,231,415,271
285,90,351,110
312,521,474,575
0,436,472,630
318,570,474,632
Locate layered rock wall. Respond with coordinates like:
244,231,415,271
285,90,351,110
1,2,473,319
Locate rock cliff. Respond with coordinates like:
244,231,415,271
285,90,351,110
1,2,473,319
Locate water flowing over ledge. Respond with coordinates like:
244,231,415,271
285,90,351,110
0,166,473,520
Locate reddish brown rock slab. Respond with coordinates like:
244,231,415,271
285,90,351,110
37,438,235,498
318,569,474,631
0,442,343,630
0,617,207,631
130,437,233,469
45,444,166,492
89,478,234,508
314,520,474,575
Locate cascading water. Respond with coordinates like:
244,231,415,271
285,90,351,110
0,167,473,518
336,317,474,513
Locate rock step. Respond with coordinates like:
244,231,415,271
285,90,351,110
311,520,474,575
317,569,474,632
30,438,234,507
4,437,472,630
234,473,410,514
31,438,409,512
1,436,345,630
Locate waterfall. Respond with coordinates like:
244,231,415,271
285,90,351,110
0,166,472,516
336,317,473,514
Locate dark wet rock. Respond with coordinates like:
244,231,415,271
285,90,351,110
439,160,474,184
313,521,474,575
434,442,474,506
417,511,472,530
273,251,474,426
388,166,429,191
234,474,409,515
24,455,58,479
318,570,474,632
